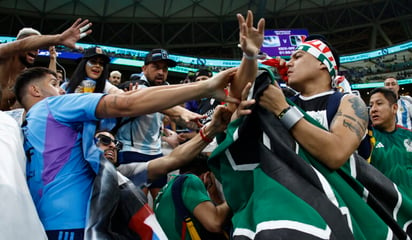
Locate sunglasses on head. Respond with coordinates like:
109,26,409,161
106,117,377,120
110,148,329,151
95,134,123,150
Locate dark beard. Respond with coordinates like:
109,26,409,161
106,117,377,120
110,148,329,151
19,55,34,67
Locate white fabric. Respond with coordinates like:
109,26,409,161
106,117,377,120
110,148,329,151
103,80,120,94
0,111,47,239
117,162,148,180
397,96,412,129
4,108,25,126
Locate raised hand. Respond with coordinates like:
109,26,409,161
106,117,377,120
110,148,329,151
237,10,265,57
49,46,57,60
58,18,92,51
204,68,240,104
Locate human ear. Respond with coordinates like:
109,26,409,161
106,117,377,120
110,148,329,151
29,84,41,97
319,62,328,71
392,102,398,113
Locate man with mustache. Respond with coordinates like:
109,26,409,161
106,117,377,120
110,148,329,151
0,18,92,110
116,48,203,200
368,87,412,191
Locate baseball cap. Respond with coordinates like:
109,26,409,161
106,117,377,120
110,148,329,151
144,49,177,67
82,47,110,64
195,68,213,79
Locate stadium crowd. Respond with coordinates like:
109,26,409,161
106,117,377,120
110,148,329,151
1,9,412,240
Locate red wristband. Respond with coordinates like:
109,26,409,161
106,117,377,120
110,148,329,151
199,127,213,143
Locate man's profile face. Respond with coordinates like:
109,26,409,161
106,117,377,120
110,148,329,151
39,73,66,97
142,61,168,86
384,78,399,97
286,50,320,90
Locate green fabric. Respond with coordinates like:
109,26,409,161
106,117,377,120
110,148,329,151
370,126,412,190
154,174,210,240
209,97,412,239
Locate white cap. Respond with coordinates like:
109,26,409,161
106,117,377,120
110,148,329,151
16,27,41,40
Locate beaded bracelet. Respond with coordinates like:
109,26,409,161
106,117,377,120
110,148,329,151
199,126,213,143
277,106,291,119
278,106,304,130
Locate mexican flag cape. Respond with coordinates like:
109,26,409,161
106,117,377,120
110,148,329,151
208,71,412,240
83,122,167,240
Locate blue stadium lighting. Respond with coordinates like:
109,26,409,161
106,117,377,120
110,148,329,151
2,36,411,67
2,36,411,87
351,79,412,89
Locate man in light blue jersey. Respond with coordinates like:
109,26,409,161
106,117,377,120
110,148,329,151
384,77,412,129
14,66,237,240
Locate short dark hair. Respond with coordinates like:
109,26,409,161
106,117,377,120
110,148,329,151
95,128,115,137
14,67,57,105
370,87,397,105
179,153,210,176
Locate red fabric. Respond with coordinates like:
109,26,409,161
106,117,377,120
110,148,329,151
181,221,187,240
128,203,154,240
261,58,289,83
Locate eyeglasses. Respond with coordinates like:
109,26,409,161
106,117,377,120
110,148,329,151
87,59,105,67
95,134,123,150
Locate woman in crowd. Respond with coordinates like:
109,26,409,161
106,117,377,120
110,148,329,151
65,46,122,94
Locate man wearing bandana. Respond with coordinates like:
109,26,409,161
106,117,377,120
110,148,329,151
259,35,369,170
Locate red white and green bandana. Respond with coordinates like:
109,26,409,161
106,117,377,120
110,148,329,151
296,39,338,79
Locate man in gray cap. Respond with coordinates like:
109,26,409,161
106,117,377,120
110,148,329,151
116,48,202,200
140,48,177,86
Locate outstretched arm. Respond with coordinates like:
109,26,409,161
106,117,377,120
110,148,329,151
0,18,92,59
95,68,239,119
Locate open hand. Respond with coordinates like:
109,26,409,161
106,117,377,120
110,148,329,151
58,18,92,51
237,10,265,57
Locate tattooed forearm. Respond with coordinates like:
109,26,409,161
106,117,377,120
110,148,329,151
348,97,368,125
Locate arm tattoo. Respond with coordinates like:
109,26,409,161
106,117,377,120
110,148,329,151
109,95,118,108
343,119,363,139
331,97,368,140
99,95,118,117
100,96,109,117
333,111,364,139
348,97,368,124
